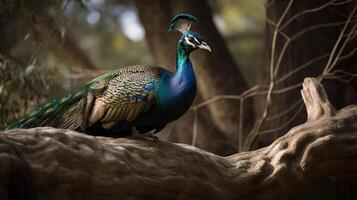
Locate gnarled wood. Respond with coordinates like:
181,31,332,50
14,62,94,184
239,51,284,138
0,77,357,200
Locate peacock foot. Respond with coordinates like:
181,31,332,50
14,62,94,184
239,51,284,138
131,127,159,143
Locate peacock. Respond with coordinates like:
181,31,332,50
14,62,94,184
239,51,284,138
5,14,211,139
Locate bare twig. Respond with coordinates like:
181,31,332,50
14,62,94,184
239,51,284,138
238,98,244,151
242,0,295,151
322,3,357,75
280,0,338,30
259,103,304,135
192,108,198,146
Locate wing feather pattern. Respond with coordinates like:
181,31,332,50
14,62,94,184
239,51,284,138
87,66,161,129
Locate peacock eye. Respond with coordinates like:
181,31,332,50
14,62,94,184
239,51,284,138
187,36,199,45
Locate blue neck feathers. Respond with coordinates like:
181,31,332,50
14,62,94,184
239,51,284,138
155,44,197,116
172,45,195,86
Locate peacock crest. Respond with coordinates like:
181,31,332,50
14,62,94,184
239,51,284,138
168,13,197,33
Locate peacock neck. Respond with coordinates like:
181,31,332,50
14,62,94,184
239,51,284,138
154,44,197,118
173,45,195,85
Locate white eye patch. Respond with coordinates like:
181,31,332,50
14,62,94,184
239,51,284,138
185,35,200,47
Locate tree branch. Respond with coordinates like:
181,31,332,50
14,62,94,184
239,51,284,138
1,78,357,199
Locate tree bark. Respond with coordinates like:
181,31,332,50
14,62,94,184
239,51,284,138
1,78,357,200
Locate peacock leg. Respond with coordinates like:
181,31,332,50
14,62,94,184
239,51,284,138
131,126,159,142
143,132,159,143
131,126,140,136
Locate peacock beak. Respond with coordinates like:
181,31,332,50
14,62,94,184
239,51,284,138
198,41,212,52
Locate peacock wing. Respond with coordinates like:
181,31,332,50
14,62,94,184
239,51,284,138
85,66,162,130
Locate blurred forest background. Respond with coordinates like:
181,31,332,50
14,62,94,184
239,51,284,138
0,0,357,199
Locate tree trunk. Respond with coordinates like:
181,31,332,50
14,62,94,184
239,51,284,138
1,78,357,199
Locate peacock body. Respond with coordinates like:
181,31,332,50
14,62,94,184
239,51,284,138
5,14,211,137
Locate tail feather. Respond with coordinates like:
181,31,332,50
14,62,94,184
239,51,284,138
5,91,84,130
5,71,116,131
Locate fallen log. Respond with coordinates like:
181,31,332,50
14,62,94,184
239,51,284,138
0,78,356,200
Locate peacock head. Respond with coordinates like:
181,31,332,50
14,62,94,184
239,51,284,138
168,13,211,54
